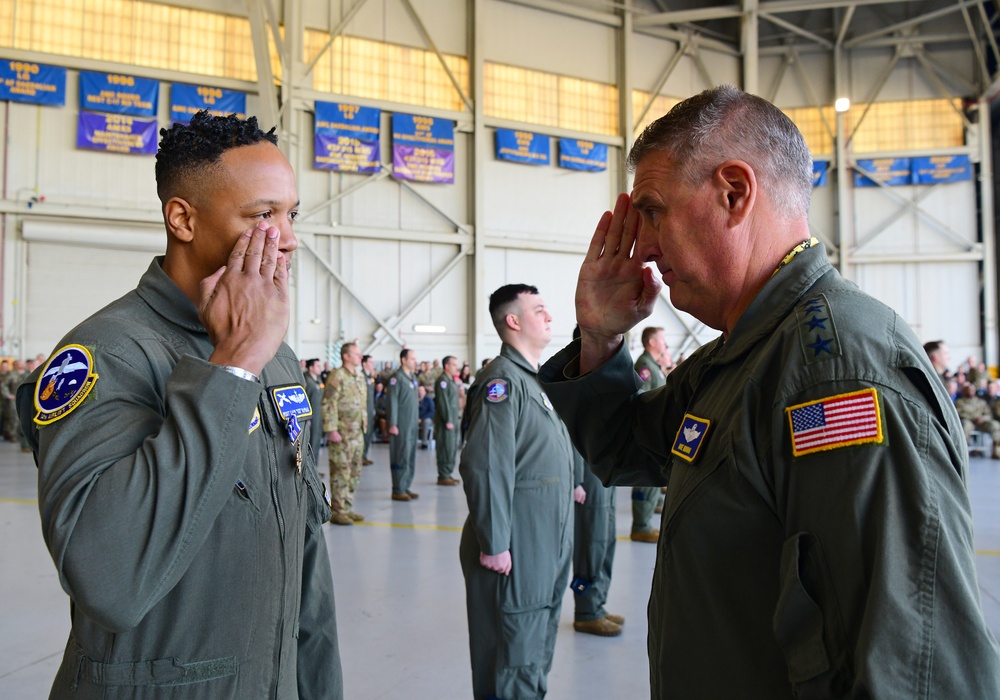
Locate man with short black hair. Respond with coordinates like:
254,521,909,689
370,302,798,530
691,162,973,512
361,353,376,465
18,111,342,698
303,357,324,459
460,283,577,700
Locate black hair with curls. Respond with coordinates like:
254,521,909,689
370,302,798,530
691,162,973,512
154,110,277,201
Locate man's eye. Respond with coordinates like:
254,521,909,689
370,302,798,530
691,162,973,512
289,211,299,222
255,211,272,219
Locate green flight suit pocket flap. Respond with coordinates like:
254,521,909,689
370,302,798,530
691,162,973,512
773,532,831,683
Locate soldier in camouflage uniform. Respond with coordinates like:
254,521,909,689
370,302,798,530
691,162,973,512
0,359,25,441
955,382,1000,459
322,342,369,524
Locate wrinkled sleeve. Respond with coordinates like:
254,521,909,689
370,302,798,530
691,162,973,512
459,379,517,555
539,338,688,488
19,351,261,633
387,378,399,426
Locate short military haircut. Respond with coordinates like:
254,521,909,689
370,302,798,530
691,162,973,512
400,348,414,362
641,326,665,348
305,358,321,371
340,342,357,360
628,85,813,219
443,355,456,367
489,284,539,333
155,110,278,202
362,354,372,364
923,340,945,356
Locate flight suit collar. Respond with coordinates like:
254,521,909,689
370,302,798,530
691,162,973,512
500,343,537,375
134,256,207,333
716,243,833,364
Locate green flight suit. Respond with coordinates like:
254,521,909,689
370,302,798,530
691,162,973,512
387,368,419,494
17,257,343,700
571,446,616,622
459,343,574,700
540,244,1000,699
303,371,324,460
363,370,376,460
631,350,666,533
434,372,460,479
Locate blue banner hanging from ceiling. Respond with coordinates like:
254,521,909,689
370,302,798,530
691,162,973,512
0,61,66,106
813,161,829,187
77,112,158,155
171,84,246,124
912,155,971,185
80,71,158,117
495,129,550,165
854,158,911,188
314,101,381,173
559,139,607,172
392,113,454,183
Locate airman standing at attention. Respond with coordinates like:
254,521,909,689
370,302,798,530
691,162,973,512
322,342,368,524
388,348,420,501
630,326,670,543
434,355,461,485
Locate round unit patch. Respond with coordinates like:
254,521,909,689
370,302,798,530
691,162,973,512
34,344,99,425
638,367,652,382
485,378,508,403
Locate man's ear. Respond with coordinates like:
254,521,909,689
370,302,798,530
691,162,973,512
715,160,756,227
163,197,195,243
505,313,521,333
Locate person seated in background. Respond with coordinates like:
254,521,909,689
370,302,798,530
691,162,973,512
955,382,1000,459
987,379,1000,421
963,355,988,389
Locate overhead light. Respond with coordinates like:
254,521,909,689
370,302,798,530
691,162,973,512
834,97,850,113
413,324,447,334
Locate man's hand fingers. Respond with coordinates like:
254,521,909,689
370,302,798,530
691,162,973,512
259,226,279,279
227,227,256,273
198,266,226,308
584,210,613,263
603,193,631,257
242,223,268,272
619,197,640,258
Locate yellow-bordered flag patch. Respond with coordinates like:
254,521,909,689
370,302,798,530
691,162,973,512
671,414,710,463
787,388,882,457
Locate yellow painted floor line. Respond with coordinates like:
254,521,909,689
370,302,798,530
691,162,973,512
6,499,1000,557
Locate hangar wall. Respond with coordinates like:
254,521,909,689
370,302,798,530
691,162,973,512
0,0,992,371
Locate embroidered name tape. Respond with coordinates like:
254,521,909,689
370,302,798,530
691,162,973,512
248,407,261,435
269,384,311,444
34,344,99,425
671,414,710,462
485,378,508,403
540,391,554,411
787,387,882,457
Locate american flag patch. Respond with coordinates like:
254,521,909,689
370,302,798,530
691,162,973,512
787,388,882,457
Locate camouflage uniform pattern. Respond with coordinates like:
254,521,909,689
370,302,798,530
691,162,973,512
955,394,1000,449
322,366,368,515
1,368,24,440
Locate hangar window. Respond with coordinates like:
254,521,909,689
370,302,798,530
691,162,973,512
485,62,618,136
0,0,258,81
632,91,680,136
305,30,469,113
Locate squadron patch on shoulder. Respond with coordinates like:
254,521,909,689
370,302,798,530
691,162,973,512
440,380,448,389
638,367,652,382
34,344,99,426
485,378,508,404
671,414,710,463
248,407,261,435
787,388,882,457
389,377,397,386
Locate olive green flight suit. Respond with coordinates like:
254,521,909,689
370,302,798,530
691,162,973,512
17,257,342,700
434,372,460,479
459,343,574,700
388,368,419,494
303,371,324,459
631,350,665,533
540,244,1000,699
571,446,616,622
